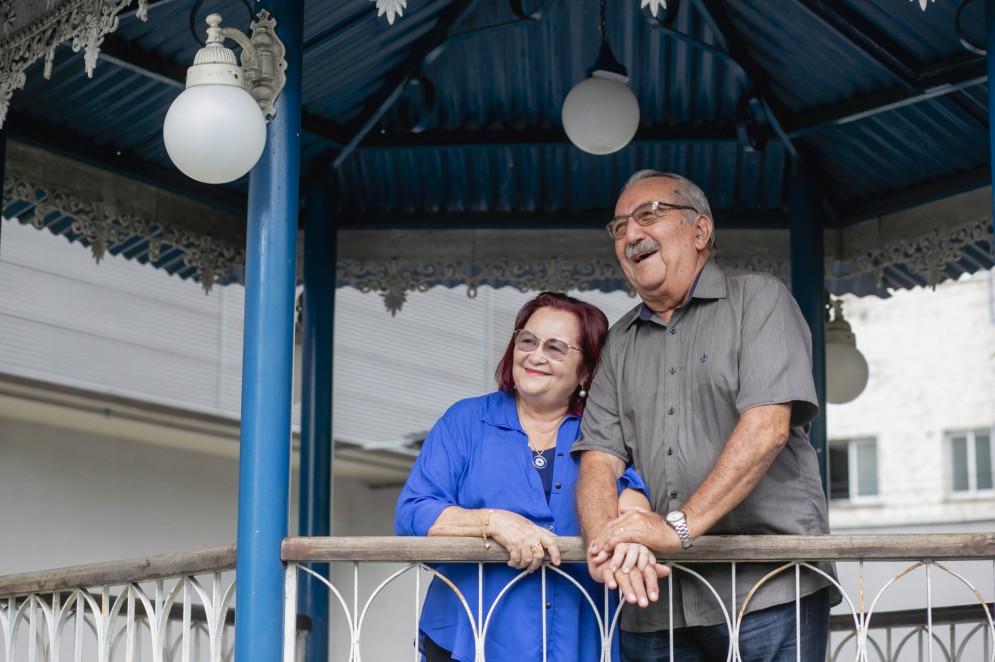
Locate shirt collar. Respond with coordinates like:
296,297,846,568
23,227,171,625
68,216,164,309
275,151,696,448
482,390,579,430
626,259,727,328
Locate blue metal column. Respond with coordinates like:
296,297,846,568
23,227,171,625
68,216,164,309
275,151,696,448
789,172,828,495
234,1,304,661
298,183,337,662
988,0,995,236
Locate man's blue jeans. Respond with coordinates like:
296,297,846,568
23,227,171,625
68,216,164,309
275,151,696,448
619,588,831,662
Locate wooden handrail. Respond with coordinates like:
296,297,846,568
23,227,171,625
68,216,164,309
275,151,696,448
281,534,995,563
0,545,236,596
3,534,994,597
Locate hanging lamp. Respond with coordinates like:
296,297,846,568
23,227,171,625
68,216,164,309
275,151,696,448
561,0,640,155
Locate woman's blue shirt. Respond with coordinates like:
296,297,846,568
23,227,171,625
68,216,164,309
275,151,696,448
395,391,647,662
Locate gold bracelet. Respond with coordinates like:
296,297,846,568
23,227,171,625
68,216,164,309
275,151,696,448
482,509,495,549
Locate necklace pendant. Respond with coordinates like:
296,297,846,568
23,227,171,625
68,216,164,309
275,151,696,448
531,454,548,469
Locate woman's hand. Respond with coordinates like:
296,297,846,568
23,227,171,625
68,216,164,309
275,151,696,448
607,542,669,607
487,510,562,572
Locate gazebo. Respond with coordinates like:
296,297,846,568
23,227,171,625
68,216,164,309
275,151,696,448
1,0,993,660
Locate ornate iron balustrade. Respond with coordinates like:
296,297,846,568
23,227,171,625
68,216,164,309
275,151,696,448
0,546,239,662
282,534,995,662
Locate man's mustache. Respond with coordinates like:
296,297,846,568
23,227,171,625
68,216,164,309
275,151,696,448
625,239,660,260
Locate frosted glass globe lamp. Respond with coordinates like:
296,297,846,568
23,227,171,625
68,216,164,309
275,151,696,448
163,12,286,184
825,299,869,404
562,41,640,155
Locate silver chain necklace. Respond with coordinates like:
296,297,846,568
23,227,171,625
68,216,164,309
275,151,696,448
517,400,565,470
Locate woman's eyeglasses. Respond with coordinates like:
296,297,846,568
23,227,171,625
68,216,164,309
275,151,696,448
514,329,582,361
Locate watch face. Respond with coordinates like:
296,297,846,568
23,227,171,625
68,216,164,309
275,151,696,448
666,511,684,523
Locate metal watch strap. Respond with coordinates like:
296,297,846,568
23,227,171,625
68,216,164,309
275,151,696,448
667,512,693,549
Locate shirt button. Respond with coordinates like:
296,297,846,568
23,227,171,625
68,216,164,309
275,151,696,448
554,482,561,489
557,453,564,457
670,327,677,335
667,448,673,456
668,407,675,415
546,602,552,609
547,524,554,530
670,491,678,499
669,367,676,374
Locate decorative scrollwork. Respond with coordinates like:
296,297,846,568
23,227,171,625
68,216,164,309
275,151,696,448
3,171,244,292
336,213,993,314
4,165,991,310
841,218,993,290
337,258,638,314
0,0,149,127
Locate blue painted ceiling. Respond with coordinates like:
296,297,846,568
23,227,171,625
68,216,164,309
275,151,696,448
3,0,992,294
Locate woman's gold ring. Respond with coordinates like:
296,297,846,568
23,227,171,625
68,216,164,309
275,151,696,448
530,543,543,555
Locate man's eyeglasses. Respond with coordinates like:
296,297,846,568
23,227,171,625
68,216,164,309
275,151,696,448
607,201,699,240
514,329,582,361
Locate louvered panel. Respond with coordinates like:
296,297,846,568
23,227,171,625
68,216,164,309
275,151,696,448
0,221,233,416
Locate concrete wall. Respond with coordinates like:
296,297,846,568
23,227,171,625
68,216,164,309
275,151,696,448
0,415,405,576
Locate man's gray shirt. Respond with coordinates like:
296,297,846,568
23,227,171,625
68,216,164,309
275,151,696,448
572,260,836,630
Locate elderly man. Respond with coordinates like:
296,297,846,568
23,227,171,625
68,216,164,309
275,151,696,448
573,170,836,661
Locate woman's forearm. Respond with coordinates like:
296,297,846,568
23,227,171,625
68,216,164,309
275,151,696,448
427,505,492,537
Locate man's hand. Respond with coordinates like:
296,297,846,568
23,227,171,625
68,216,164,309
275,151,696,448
588,510,681,561
586,550,618,587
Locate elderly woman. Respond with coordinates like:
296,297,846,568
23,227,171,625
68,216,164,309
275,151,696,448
395,292,649,662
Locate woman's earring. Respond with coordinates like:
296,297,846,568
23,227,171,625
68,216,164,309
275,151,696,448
578,383,588,398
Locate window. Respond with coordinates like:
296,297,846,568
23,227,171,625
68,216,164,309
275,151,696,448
829,438,878,502
948,429,993,496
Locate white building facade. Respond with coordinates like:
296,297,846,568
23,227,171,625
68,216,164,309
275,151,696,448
827,272,995,533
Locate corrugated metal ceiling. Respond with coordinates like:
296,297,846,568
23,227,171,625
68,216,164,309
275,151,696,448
1,0,991,296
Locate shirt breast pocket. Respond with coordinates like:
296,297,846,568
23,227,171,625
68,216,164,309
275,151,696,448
691,344,738,410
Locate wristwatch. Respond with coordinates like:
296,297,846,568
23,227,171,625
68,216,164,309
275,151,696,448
665,510,693,550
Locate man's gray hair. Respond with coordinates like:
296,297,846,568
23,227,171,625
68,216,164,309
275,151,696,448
621,169,717,248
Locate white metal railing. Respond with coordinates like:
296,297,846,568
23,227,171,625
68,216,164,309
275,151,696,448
0,546,237,662
282,534,995,662
829,601,995,661
2,535,992,661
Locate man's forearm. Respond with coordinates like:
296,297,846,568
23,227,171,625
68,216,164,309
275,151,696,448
682,403,790,537
577,451,624,542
